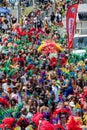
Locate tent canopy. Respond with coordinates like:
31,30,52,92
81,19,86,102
0,7,11,14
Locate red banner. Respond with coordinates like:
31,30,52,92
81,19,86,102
66,4,78,49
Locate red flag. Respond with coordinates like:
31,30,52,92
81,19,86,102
66,4,78,49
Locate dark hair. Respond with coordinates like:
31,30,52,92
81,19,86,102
10,98,17,105
44,99,48,106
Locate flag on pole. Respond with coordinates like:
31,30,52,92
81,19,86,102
66,4,78,49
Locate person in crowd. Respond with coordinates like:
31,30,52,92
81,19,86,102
0,0,87,130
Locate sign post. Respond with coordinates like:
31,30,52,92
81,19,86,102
9,0,21,23
53,0,56,12
14,0,21,23
33,0,35,6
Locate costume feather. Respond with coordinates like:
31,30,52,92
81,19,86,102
40,120,54,130
32,113,43,127
53,108,70,116
0,103,23,124
67,116,82,130
54,124,64,130
0,98,10,108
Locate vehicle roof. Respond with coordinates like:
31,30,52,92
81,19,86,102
74,34,87,37
78,4,87,13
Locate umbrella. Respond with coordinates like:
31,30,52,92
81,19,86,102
0,7,10,14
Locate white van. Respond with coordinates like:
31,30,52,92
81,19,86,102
72,34,87,55
72,4,87,55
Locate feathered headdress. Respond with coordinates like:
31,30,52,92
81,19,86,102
67,116,82,130
84,88,87,97
32,112,43,127
0,98,10,108
25,64,34,72
17,117,29,128
49,57,58,68
53,108,71,116
0,102,23,124
40,120,54,130
54,124,64,130
0,117,16,129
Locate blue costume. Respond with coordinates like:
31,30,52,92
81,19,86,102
64,79,73,97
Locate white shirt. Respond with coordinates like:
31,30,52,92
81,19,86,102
2,24,8,30
0,44,4,52
11,92,21,103
33,17,37,23
2,83,14,91
52,86,59,102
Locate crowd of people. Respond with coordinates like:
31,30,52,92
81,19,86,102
0,0,87,130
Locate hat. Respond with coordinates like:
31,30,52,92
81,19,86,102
36,85,41,88
60,114,66,118
69,101,75,107
7,30,11,34
23,86,26,90
0,13,5,16
85,59,87,62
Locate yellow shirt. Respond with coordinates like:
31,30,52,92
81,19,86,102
75,103,81,109
14,127,21,130
83,114,87,126
25,125,33,130
83,74,87,81
61,67,69,74
20,18,23,26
